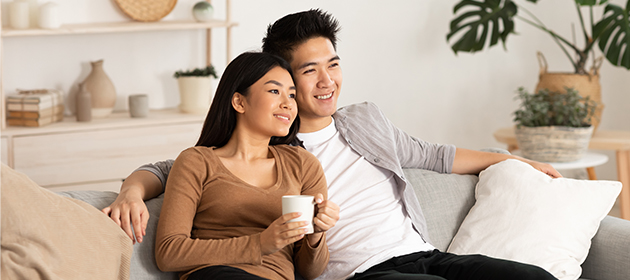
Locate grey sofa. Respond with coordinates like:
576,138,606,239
61,168,630,280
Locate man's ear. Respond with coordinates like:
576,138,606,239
232,92,246,114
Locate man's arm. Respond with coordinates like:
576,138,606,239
102,160,174,243
451,147,563,178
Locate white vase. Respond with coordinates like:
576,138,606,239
177,76,213,115
39,2,61,29
9,1,30,29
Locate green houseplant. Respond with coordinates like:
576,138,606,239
513,87,599,162
174,66,218,115
447,0,630,74
447,0,629,130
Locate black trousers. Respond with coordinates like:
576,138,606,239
188,265,269,280
349,250,558,280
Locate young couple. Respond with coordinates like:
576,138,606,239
103,9,562,280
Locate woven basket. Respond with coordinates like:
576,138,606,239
515,125,594,163
534,52,604,131
114,0,177,22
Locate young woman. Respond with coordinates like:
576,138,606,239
154,52,338,280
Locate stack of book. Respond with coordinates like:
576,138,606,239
6,89,65,127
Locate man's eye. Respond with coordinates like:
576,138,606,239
330,63,339,68
303,69,315,74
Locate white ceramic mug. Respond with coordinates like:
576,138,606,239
282,195,316,234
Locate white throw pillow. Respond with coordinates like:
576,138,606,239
447,159,621,280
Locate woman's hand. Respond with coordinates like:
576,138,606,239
101,189,149,244
313,193,339,232
260,212,309,255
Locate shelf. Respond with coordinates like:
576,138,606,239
1,20,238,37
1,108,205,137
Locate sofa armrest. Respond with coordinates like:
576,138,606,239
581,216,630,280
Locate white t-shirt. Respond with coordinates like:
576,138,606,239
298,119,435,280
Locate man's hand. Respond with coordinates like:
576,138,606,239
102,189,149,244
522,159,563,178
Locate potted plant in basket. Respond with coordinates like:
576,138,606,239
447,0,630,130
513,87,598,162
174,65,218,115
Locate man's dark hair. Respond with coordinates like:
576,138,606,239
262,9,341,63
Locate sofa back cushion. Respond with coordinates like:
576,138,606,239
403,168,478,251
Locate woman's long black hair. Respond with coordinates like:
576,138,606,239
195,52,300,148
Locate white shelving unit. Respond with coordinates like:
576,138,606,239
0,0,236,191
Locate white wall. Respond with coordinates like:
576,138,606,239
2,0,629,180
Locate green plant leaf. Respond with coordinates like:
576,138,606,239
447,0,518,53
593,3,630,69
575,0,608,6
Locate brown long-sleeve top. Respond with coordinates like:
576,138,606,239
155,145,329,280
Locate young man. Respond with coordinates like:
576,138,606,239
104,9,561,280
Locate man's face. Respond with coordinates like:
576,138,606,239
289,37,342,132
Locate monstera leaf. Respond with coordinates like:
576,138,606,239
593,2,630,70
447,0,518,54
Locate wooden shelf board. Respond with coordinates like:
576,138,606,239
1,108,205,137
2,20,238,37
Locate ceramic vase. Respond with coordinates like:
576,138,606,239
82,60,116,118
76,82,92,122
177,76,213,115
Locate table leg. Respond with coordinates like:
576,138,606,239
617,150,630,220
587,167,597,180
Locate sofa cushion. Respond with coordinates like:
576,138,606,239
403,168,478,251
59,191,178,280
447,159,621,280
1,164,132,280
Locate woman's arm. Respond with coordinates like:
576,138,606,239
293,151,337,280
155,149,308,272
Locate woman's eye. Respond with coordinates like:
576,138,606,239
270,89,279,94
289,93,296,99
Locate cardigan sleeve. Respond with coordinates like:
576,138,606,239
154,148,263,272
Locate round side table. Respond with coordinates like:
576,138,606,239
531,152,608,180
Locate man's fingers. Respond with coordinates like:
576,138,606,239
130,207,144,243
141,211,150,236
119,210,134,243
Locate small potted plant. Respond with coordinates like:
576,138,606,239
174,65,218,115
513,87,598,162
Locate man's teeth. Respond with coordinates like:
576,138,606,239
316,93,333,100
275,115,289,120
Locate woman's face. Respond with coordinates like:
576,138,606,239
236,66,297,138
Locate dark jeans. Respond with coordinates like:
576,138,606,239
188,265,269,280
349,250,558,280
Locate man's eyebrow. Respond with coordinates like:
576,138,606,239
296,55,341,70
